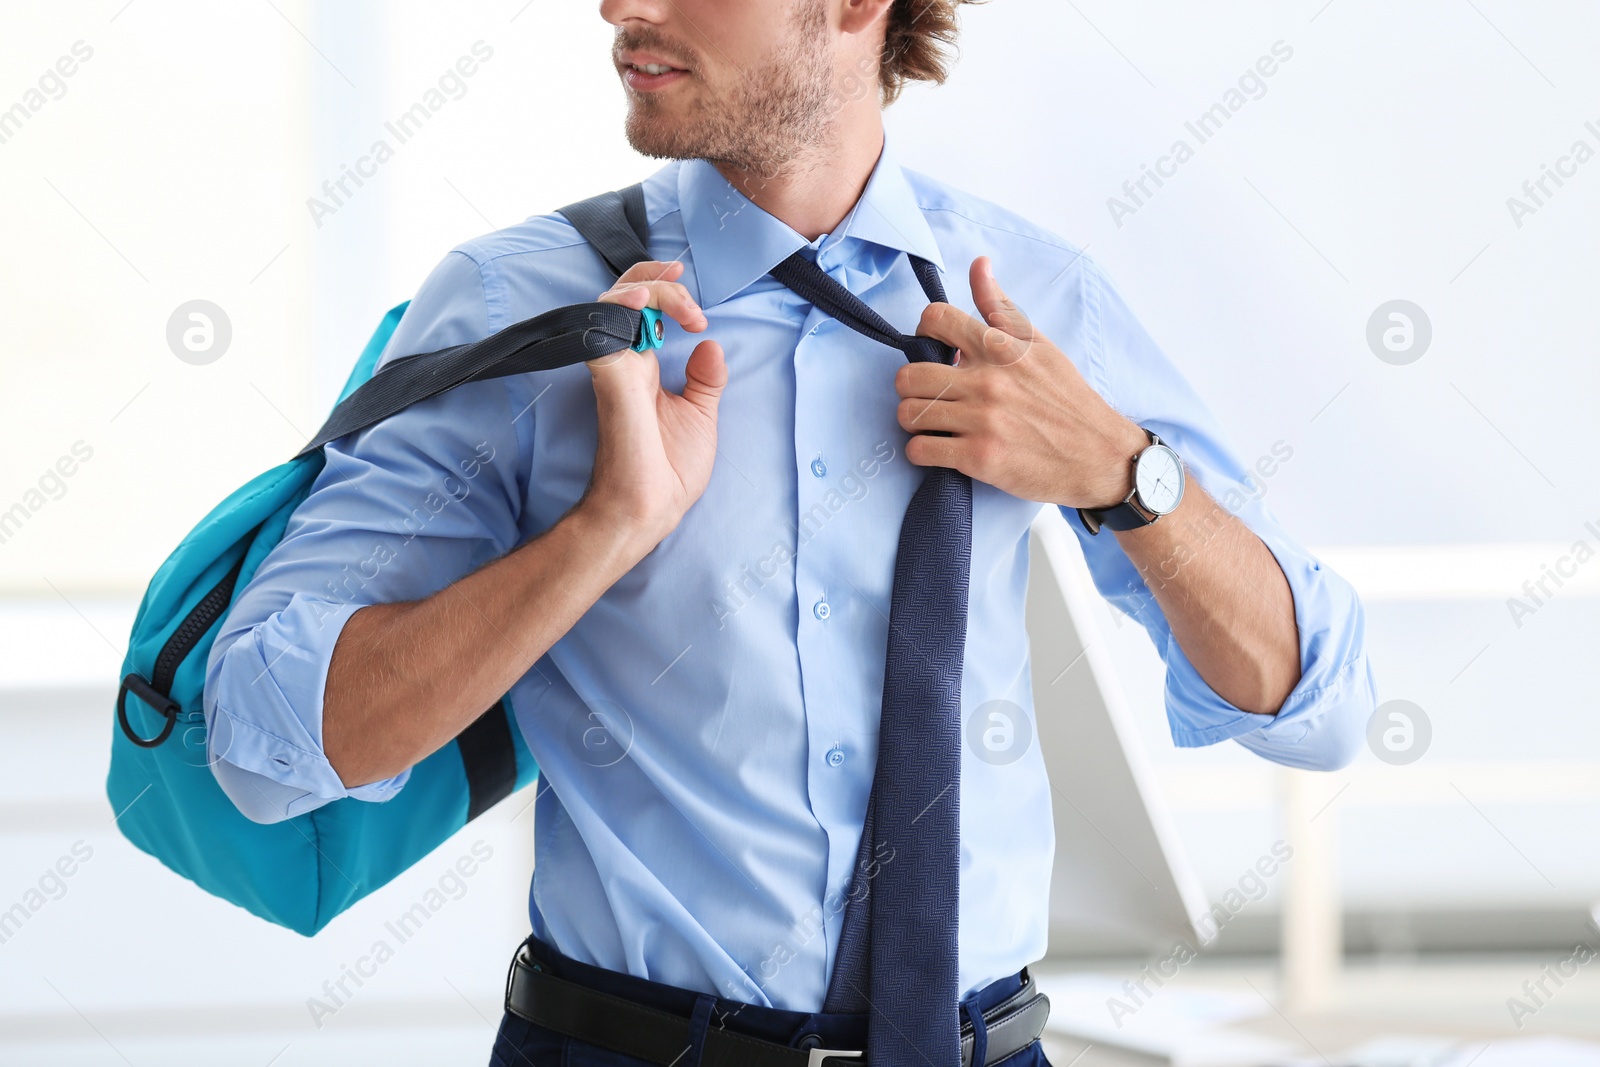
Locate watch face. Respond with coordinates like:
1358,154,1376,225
1135,444,1185,515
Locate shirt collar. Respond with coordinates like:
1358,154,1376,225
678,131,945,308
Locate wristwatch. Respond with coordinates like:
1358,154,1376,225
1076,429,1185,535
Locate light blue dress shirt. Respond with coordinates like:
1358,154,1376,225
203,137,1376,1010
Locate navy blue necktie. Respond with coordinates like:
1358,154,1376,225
770,250,971,1066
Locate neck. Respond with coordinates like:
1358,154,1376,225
712,116,886,242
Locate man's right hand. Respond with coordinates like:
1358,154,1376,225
585,259,728,551
321,259,726,792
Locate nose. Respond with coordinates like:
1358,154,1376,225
600,0,668,28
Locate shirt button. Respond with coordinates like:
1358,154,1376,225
810,457,827,478
826,747,846,767
813,598,831,621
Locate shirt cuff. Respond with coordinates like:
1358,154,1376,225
1162,628,1369,744
1159,530,1376,771
205,595,409,820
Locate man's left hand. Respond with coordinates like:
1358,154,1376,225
897,256,1147,508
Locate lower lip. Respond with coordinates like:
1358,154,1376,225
623,66,688,92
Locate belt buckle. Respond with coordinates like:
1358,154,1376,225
807,1051,863,1067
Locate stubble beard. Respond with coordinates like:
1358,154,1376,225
621,2,834,179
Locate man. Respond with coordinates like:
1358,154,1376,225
204,0,1375,1063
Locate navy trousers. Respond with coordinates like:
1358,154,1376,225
487,936,1053,1067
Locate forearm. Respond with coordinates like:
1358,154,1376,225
324,504,652,786
1115,482,1301,715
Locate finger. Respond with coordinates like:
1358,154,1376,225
600,280,708,332
915,301,990,361
615,260,684,285
645,281,708,332
894,361,964,401
915,258,1041,366
896,396,969,434
903,432,973,474
679,339,728,421
915,305,1019,369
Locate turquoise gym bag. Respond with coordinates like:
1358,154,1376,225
107,187,656,935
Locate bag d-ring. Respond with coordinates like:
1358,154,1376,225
117,673,181,748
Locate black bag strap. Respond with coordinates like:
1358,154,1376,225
114,188,654,833
295,303,637,458
293,183,651,460
461,698,520,820
555,184,650,278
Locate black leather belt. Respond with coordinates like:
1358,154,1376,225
505,945,1051,1067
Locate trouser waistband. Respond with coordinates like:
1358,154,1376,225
502,934,1051,1066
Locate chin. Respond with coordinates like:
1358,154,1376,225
624,109,700,162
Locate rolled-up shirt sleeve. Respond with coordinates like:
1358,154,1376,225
203,249,529,822
1061,257,1376,771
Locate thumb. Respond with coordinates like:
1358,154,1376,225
679,339,727,421
969,256,1033,341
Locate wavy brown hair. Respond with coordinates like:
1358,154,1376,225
879,0,981,104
